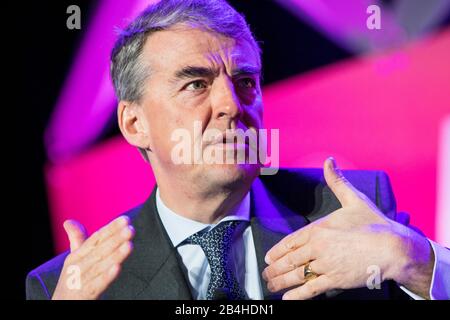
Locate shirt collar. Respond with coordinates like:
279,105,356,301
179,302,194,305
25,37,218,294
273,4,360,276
156,187,250,247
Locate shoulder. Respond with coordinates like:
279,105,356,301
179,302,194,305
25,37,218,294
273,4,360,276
258,167,396,220
260,167,389,188
26,251,69,300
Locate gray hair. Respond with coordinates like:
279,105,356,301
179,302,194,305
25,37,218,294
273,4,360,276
110,0,261,103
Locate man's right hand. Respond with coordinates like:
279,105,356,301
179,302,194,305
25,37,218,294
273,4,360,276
52,216,135,300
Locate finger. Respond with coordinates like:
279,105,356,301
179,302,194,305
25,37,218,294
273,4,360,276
77,224,134,273
267,259,323,292
64,220,87,252
323,157,360,207
282,275,331,300
267,263,309,292
265,227,310,265
82,264,122,299
76,216,130,258
84,240,133,283
263,245,312,281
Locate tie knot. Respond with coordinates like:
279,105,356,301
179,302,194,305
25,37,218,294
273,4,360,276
185,220,244,250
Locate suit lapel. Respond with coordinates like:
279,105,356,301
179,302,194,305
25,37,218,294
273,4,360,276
250,177,309,300
104,187,192,299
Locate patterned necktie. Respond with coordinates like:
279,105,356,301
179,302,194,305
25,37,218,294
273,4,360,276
184,220,248,300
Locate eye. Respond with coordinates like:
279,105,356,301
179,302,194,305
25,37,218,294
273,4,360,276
185,80,208,91
237,77,256,89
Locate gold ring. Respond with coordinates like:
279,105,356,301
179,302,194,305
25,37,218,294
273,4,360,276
303,262,318,281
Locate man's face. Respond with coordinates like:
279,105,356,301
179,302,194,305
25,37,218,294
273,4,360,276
138,24,263,191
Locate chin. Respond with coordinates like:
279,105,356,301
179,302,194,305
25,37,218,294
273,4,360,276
203,163,260,190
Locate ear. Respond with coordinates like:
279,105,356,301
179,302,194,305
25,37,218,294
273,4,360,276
117,101,151,151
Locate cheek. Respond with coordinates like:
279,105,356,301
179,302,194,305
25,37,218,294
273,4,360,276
244,99,264,130
143,103,177,155
143,86,214,153
149,106,211,157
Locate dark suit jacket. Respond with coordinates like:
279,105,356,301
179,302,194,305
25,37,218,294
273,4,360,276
26,168,411,300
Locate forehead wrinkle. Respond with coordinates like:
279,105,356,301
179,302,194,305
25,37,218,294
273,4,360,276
203,43,259,79
146,26,259,84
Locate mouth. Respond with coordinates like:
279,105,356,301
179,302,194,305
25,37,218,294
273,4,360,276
206,131,250,146
200,130,260,165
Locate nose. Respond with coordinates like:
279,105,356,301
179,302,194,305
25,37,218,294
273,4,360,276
210,75,243,126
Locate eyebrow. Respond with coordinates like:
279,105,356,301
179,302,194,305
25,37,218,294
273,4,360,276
231,65,261,77
172,65,261,81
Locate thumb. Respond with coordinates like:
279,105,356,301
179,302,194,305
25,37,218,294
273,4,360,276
63,220,87,252
323,157,360,207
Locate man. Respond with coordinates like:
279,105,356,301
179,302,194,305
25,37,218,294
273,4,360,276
26,0,449,300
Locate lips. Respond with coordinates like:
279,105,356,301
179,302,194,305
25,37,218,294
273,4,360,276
206,131,249,146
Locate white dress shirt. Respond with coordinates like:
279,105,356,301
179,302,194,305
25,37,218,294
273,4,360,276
156,188,264,300
156,188,450,300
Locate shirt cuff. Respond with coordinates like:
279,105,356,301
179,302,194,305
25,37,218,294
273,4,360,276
399,239,450,300
428,240,450,300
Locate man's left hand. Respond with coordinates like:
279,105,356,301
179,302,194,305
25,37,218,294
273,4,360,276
262,157,434,300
